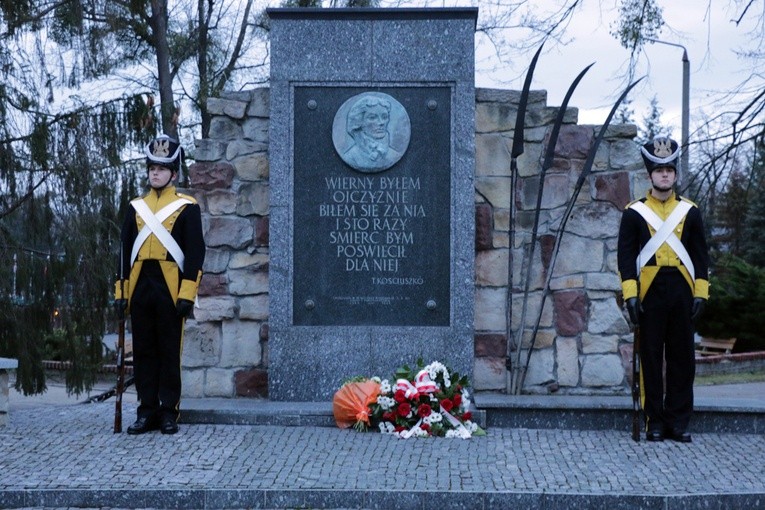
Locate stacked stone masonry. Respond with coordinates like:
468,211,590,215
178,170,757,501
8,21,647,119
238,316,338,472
183,87,650,398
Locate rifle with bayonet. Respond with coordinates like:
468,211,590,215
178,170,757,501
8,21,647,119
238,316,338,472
114,245,126,433
81,376,134,404
632,320,641,442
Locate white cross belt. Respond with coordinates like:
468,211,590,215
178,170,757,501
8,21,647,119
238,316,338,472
629,200,695,281
130,198,191,272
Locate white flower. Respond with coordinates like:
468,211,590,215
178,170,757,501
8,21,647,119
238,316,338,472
427,412,442,423
376,396,394,410
371,376,381,383
424,361,452,389
445,424,472,439
424,361,442,378
413,426,429,438
379,422,395,434
423,412,443,425
380,379,391,393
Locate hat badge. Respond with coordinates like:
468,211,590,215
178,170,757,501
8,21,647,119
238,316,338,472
653,138,672,158
152,139,170,157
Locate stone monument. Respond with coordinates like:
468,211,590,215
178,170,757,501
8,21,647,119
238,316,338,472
268,8,477,400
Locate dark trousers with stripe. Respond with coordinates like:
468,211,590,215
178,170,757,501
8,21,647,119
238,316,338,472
130,260,183,422
639,268,695,433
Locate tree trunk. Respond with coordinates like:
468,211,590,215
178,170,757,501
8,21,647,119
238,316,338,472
150,0,177,139
198,0,211,138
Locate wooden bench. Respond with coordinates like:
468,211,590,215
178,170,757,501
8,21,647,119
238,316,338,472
696,337,737,357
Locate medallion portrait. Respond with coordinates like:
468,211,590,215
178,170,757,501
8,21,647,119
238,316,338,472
332,92,411,173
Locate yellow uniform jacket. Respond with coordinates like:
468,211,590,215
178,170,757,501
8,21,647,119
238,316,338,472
114,186,205,307
617,191,709,301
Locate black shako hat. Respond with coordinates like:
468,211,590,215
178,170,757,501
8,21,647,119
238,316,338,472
145,134,183,173
640,136,680,173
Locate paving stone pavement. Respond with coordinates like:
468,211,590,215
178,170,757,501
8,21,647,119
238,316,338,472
2,399,765,510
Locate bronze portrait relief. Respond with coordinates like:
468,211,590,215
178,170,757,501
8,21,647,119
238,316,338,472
332,92,411,173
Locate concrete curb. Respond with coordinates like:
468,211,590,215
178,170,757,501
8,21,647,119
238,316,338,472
2,488,764,510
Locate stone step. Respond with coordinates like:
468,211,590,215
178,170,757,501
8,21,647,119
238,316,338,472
179,392,765,434
179,399,488,430
475,393,765,434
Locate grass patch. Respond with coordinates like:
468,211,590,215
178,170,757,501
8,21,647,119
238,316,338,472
695,371,765,386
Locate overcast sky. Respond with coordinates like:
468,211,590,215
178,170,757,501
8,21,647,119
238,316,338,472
473,1,758,137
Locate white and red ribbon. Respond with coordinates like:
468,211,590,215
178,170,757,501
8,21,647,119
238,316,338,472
440,404,470,437
392,369,472,439
394,369,438,399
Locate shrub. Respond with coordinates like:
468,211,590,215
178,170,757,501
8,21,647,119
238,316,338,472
697,255,765,352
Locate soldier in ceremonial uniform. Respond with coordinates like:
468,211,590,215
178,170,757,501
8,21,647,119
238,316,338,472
618,136,710,443
114,134,205,435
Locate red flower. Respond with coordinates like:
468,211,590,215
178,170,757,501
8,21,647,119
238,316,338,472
382,412,395,422
394,425,405,432
452,394,462,407
420,423,431,432
462,411,472,421
394,390,407,403
417,404,432,418
440,398,453,412
397,402,411,417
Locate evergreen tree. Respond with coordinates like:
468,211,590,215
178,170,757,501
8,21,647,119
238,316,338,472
740,140,765,267
637,96,665,144
615,97,635,125
0,0,379,395
697,254,765,352
0,2,177,394
0,36,148,394
712,169,751,257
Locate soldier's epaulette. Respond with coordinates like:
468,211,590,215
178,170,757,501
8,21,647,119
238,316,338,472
176,191,198,204
678,195,698,208
624,197,646,209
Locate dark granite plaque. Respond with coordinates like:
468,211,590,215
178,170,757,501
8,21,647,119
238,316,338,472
293,86,451,326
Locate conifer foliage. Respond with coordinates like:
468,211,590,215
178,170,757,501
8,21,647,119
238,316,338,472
0,2,150,395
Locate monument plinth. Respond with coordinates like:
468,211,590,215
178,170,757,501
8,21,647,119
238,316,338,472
268,8,477,400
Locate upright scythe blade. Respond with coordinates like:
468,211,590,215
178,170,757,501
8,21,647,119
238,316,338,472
518,77,644,392
511,62,595,394
511,44,545,159
506,43,544,386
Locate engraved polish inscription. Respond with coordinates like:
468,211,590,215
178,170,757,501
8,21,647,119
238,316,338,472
322,175,423,274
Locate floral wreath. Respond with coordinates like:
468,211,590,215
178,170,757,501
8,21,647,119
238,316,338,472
333,359,485,439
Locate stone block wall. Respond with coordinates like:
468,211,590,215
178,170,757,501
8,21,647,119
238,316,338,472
182,86,650,398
